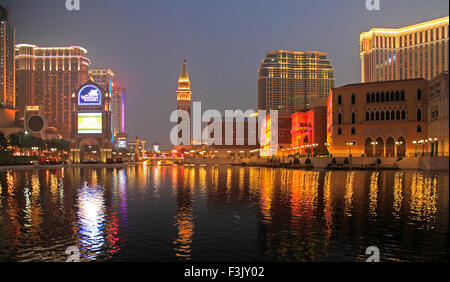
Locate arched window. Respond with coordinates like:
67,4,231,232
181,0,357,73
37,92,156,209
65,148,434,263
395,91,400,101
376,92,380,102
401,90,405,100
371,93,375,103
417,89,422,100
351,94,356,104
390,91,395,101
352,112,356,124
376,111,380,120
381,92,385,102
351,127,356,135
338,95,342,105
396,110,401,120
366,93,370,103
338,113,342,124
401,110,406,120
366,112,370,121
338,128,342,135
386,111,390,120
391,111,395,120
417,109,422,121
371,112,375,121
386,92,390,102
381,111,385,120
417,125,422,133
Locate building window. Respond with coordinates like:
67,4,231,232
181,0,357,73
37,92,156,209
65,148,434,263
351,94,356,104
417,125,422,133
391,111,395,120
386,92,390,102
395,91,400,101
376,92,380,102
381,111,385,120
351,128,356,135
396,110,401,120
338,128,342,135
338,95,342,105
366,112,369,121
371,93,375,103
371,112,375,121
376,111,380,120
366,93,370,103
401,90,405,100
381,92,385,102
352,112,356,124
401,110,406,120
417,89,422,100
338,113,342,124
390,91,395,101
417,109,422,121
386,111,390,120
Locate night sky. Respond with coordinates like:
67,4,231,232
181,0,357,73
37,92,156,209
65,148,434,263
2,0,448,148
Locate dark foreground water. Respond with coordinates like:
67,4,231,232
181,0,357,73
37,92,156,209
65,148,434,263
0,165,448,262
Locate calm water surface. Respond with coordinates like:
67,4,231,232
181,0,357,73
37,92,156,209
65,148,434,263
0,165,448,262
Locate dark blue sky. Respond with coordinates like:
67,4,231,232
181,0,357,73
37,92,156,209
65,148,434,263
2,0,448,148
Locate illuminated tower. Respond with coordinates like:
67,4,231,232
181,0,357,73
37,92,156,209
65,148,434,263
177,59,192,115
176,59,192,145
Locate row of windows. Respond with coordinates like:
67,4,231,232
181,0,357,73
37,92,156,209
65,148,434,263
374,26,448,49
337,124,423,136
336,89,423,105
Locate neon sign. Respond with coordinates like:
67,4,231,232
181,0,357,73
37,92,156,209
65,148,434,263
78,85,102,106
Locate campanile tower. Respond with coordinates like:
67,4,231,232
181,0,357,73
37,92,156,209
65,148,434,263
177,59,192,115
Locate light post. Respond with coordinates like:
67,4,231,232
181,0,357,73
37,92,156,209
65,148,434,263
395,141,403,157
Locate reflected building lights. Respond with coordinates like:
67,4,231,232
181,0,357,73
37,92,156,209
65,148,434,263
344,171,355,217
393,171,404,219
369,172,379,218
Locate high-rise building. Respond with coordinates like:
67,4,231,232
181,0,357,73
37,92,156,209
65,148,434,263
258,50,335,113
176,59,192,146
360,16,449,83
0,4,15,109
111,85,126,137
15,44,90,138
88,68,115,91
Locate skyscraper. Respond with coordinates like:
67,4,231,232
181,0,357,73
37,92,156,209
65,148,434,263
15,44,90,138
258,50,335,113
360,16,449,83
0,4,15,109
88,68,115,91
111,85,126,137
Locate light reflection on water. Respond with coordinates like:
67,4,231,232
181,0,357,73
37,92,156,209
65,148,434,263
0,166,448,262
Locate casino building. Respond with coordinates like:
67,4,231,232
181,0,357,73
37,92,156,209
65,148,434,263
69,77,113,163
327,79,430,157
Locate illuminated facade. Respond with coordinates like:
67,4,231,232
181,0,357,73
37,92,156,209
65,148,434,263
111,85,126,137
328,79,429,157
360,16,449,83
291,107,327,155
88,68,115,91
176,59,192,146
15,44,90,138
69,78,113,163
428,72,449,156
260,113,292,157
0,4,15,109
258,50,334,113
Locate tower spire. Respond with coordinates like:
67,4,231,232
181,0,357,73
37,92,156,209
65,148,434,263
179,59,189,82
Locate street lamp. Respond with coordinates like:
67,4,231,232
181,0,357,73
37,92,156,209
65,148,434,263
370,141,378,157
346,142,355,157
413,140,418,157
395,141,403,157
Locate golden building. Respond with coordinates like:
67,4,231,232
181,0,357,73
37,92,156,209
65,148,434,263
328,79,429,157
0,4,15,109
258,50,334,113
15,44,90,138
428,72,449,156
360,17,449,83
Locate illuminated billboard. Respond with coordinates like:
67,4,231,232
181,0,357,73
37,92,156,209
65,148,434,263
118,140,127,148
78,85,102,105
78,113,103,134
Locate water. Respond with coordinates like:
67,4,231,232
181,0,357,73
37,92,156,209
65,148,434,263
0,165,448,262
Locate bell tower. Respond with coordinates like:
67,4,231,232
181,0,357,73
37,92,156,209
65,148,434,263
176,59,192,145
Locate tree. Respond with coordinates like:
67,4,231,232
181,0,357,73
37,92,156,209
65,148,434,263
0,131,7,150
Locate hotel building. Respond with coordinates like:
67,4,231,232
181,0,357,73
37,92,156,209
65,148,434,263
15,44,90,138
428,72,449,156
328,79,429,157
88,68,115,91
258,50,335,113
0,4,15,110
111,85,126,137
360,16,449,83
